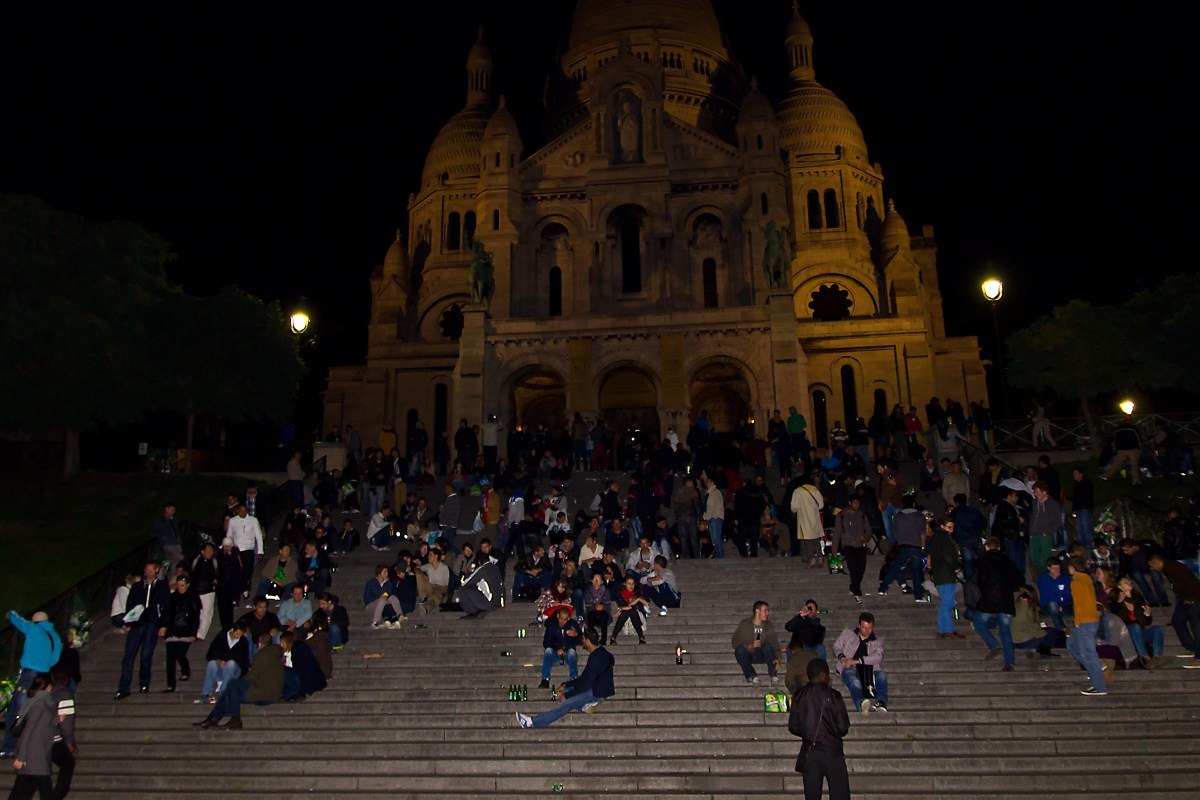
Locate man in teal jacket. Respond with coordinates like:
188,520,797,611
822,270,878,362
2,610,62,756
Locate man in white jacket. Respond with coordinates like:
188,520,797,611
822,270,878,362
227,504,264,595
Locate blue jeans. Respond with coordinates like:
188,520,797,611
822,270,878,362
643,584,680,609
1014,630,1059,653
1074,509,1093,549
882,504,900,544
1,668,36,752
840,665,888,708
540,647,578,681
201,660,241,700
972,611,1015,667
936,584,957,633
1128,624,1164,658
1067,621,1106,690
879,545,925,598
733,642,778,680
330,624,345,648
959,541,980,582
530,688,597,728
709,518,725,558
118,624,159,694
1042,601,1068,630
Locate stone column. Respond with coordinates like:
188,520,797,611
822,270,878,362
767,290,809,420
453,304,488,426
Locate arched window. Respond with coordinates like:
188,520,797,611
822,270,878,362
756,133,763,150
494,152,500,168
807,190,822,230
620,216,642,293
840,365,858,428
824,189,840,228
760,192,769,215
856,193,863,230
812,391,828,448
405,409,418,456
873,388,887,416
446,212,461,251
492,209,500,230
463,211,477,248
702,258,718,309
434,383,448,451
549,267,563,317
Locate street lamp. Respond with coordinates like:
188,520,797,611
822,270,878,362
289,311,311,335
1119,399,1135,416
981,277,1008,417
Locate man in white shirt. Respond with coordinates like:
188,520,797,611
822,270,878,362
578,531,605,575
227,504,264,595
624,535,660,581
416,549,450,615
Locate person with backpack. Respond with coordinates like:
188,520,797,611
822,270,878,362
7,673,58,799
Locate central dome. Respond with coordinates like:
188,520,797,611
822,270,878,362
568,0,725,54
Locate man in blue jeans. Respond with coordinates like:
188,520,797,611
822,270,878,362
731,601,782,685
972,537,1025,671
538,607,581,689
832,611,888,714
518,628,614,728
1,610,62,757
878,496,929,601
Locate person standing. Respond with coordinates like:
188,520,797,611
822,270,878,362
1028,482,1061,578
151,503,183,582
162,575,201,693
516,628,614,728
227,504,264,597
190,541,218,640
1147,553,1200,667
49,666,77,800
790,477,824,566
671,476,702,559
831,496,871,601
1066,556,1108,695
1,611,62,758
702,471,726,558
7,673,57,800
482,415,502,473
972,537,1024,671
790,658,851,800
215,537,245,632
114,560,169,700
929,517,963,639
286,450,306,509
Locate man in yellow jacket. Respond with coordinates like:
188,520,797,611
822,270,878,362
1066,557,1107,696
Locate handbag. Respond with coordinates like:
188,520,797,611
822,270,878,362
856,663,876,699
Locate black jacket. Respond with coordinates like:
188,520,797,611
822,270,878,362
784,613,826,652
191,555,218,595
992,500,1025,543
164,589,201,638
216,550,245,595
125,578,170,629
1163,517,1199,562
791,680,851,754
974,550,1023,615
205,632,251,674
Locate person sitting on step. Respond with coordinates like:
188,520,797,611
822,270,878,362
584,572,613,645
539,606,581,688
317,593,350,651
784,599,826,694
1011,585,1062,659
512,543,554,601
610,576,650,645
638,556,679,614
194,634,284,730
517,627,614,728
731,600,781,686
196,620,250,704
414,547,450,615
363,564,404,629
833,611,888,714
624,534,660,582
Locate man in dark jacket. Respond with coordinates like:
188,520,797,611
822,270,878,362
539,607,581,688
734,478,769,558
1162,508,1199,575
791,658,851,800
971,537,1024,671
115,560,171,699
991,488,1027,576
517,627,614,728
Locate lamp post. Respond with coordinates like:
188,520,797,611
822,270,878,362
981,278,1009,417
289,311,311,335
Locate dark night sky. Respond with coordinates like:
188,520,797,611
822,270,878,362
4,2,1198,369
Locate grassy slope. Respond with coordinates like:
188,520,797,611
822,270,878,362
0,472,271,617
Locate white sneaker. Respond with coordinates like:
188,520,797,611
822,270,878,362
516,712,533,729
659,607,668,617
768,676,779,687
859,699,872,714
748,676,761,686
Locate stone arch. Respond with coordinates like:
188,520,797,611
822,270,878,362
688,357,754,435
794,272,879,317
502,365,568,437
605,203,650,295
596,360,661,462
416,293,470,341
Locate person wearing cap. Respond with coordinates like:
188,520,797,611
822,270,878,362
1,609,63,756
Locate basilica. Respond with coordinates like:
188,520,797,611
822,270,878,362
323,0,988,453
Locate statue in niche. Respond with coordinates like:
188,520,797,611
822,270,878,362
468,239,495,309
761,221,789,290
692,216,722,248
613,90,642,164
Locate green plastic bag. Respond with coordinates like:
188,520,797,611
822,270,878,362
764,692,790,712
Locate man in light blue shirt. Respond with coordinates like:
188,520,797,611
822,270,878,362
277,585,313,634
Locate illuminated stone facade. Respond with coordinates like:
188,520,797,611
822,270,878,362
324,1,988,451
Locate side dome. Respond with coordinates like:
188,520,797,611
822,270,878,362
777,81,868,162
421,107,490,187
484,96,521,141
738,78,776,124
567,0,725,54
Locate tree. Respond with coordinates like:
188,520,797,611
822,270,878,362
0,195,171,476
150,287,304,473
1005,300,1137,453
1125,274,1200,392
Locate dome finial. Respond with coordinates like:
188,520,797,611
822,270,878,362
465,27,493,109
785,3,815,83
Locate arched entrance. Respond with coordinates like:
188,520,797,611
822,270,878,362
689,361,751,436
598,366,660,465
510,368,566,437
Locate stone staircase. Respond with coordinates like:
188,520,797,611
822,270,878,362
3,542,1198,799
